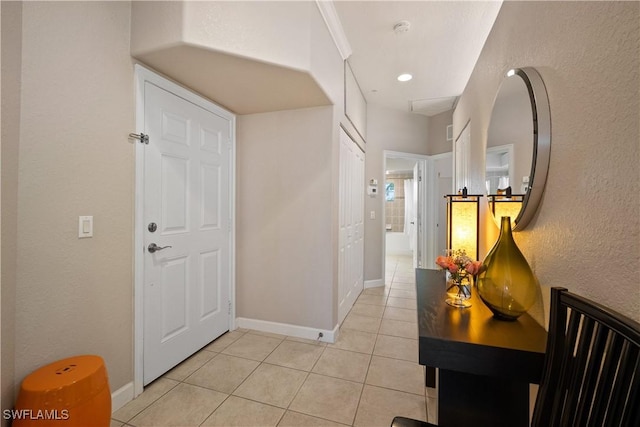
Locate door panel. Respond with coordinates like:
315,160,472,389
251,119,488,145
338,128,365,324
143,82,231,385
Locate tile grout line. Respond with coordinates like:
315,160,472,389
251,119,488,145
117,256,422,426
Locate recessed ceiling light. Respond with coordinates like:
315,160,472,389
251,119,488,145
397,73,413,82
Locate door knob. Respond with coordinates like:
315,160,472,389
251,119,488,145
148,243,172,253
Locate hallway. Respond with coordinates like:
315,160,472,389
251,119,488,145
111,255,433,426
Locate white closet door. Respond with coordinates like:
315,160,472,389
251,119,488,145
338,128,365,325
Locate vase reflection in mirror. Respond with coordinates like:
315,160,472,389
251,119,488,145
477,216,539,320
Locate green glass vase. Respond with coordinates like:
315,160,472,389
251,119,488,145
477,216,539,320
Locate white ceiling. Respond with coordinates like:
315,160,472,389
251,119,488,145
333,1,503,116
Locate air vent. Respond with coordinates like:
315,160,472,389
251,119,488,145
410,96,457,117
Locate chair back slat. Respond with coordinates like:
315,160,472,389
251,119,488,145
561,315,595,425
574,322,609,426
620,359,640,426
552,310,581,425
591,333,625,425
532,288,640,427
607,344,639,423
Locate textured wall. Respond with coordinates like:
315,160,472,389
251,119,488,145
454,1,640,321
427,109,454,156
236,107,335,330
1,1,21,416
14,1,135,391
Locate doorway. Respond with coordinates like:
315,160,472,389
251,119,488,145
133,65,236,395
383,157,419,261
382,151,451,279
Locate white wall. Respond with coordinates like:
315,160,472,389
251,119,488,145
364,105,429,281
236,107,335,331
183,1,312,72
454,1,639,321
386,233,412,256
229,2,346,333
427,109,454,155
1,1,21,416
10,1,135,397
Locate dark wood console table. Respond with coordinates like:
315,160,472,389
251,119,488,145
416,268,547,427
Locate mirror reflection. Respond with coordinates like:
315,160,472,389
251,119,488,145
485,67,551,230
486,72,533,196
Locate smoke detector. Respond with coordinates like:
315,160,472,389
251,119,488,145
393,20,411,34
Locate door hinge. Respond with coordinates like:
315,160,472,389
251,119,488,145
129,132,149,144
228,301,232,315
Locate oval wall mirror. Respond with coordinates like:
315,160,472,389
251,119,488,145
485,67,551,231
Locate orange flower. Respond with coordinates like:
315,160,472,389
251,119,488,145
465,261,483,275
435,256,450,269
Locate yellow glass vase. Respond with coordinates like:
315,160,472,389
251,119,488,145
477,216,539,320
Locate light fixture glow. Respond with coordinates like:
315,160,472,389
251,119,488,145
488,187,524,228
445,188,482,260
397,73,413,82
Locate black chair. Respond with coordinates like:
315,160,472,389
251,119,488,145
392,287,640,427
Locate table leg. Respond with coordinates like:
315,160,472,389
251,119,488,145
438,369,529,427
425,366,436,388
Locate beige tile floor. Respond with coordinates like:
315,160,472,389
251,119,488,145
111,255,435,427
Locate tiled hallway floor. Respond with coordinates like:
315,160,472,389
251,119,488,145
112,255,434,427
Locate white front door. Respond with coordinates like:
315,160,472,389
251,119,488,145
338,128,365,324
142,81,233,385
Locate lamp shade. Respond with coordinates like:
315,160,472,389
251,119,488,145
488,194,524,227
445,189,482,260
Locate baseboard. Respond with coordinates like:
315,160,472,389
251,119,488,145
111,381,134,413
236,317,339,344
364,279,384,289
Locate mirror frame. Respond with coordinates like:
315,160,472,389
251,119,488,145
487,67,551,231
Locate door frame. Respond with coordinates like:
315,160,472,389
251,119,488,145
382,151,451,279
133,65,236,397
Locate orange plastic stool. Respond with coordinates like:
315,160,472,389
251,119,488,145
13,355,111,427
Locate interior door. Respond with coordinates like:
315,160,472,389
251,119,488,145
338,128,364,324
143,81,232,385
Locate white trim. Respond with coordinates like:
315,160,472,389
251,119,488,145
453,120,471,192
236,317,339,344
364,279,385,289
133,65,146,398
315,0,352,60
133,64,236,397
111,382,134,413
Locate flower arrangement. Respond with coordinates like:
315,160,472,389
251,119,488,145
436,249,483,280
436,249,483,306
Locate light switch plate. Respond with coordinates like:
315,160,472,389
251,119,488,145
78,216,93,238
